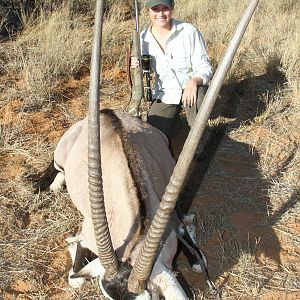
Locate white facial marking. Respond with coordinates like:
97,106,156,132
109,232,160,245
68,270,86,288
135,290,151,300
151,269,188,300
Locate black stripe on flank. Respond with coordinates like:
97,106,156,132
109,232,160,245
100,109,149,229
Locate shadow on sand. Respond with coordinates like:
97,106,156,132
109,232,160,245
170,62,293,296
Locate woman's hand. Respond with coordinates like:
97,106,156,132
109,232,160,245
182,77,202,107
131,56,139,68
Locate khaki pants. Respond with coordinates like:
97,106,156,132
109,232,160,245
147,86,208,139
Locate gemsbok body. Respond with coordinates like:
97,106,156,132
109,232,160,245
38,109,209,299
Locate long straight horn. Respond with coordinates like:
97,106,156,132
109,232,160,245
88,0,118,280
128,0,260,293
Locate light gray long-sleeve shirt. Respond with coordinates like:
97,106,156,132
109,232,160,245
140,18,213,104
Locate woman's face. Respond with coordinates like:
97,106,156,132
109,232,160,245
149,4,173,28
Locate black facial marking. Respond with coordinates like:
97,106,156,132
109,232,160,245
101,262,141,300
73,242,98,273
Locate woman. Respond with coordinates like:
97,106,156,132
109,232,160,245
132,0,213,140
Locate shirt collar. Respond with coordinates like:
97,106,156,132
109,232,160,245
170,18,184,35
143,18,184,42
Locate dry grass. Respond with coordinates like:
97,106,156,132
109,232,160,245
8,5,92,108
0,0,299,299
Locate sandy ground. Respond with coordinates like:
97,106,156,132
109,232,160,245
1,69,299,299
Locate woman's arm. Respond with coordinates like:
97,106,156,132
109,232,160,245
182,77,203,107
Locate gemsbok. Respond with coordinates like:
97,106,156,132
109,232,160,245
35,0,259,299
